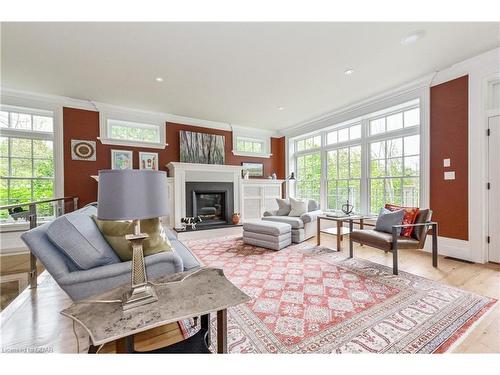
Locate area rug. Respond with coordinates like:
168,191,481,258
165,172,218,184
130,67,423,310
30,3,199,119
183,236,496,353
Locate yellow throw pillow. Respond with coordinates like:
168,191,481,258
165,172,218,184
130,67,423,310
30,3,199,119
93,216,172,262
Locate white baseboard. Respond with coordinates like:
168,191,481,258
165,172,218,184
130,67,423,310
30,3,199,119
423,236,472,262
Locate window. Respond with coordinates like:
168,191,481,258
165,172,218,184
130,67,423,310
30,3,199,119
370,107,420,135
98,108,166,149
327,145,361,211
296,135,321,152
295,152,321,202
292,99,422,214
235,137,264,154
107,119,161,144
327,123,361,145
0,106,55,221
369,135,420,213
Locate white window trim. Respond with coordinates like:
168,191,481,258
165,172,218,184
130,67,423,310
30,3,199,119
289,90,429,214
98,106,167,149
231,127,272,158
0,101,61,230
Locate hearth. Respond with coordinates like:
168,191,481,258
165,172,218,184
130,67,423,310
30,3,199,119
185,182,234,228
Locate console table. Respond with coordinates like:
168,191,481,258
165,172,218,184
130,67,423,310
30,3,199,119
61,267,250,354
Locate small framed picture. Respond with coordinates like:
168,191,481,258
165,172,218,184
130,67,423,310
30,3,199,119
241,162,264,177
111,149,133,170
139,152,159,170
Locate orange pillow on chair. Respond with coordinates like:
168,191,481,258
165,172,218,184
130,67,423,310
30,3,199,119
384,204,420,237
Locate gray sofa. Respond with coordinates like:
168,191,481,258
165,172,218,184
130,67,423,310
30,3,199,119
21,204,200,301
262,199,322,243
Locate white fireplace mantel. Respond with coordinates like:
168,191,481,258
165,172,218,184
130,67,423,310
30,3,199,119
166,162,244,228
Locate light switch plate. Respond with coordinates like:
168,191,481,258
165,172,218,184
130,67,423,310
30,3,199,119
443,158,451,167
444,171,455,180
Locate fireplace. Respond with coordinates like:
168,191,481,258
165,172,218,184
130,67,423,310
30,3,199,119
185,182,234,228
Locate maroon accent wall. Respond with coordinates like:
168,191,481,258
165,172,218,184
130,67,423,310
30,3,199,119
430,75,469,240
63,107,286,207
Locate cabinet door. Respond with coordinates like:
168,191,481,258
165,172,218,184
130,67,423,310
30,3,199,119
242,185,263,221
263,185,281,213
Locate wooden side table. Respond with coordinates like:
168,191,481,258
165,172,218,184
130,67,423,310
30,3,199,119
61,267,250,354
317,215,373,251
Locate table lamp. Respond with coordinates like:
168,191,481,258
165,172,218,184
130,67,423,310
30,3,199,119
97,169,168,310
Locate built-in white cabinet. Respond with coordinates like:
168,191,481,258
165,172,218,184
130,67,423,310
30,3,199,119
241,179,284,221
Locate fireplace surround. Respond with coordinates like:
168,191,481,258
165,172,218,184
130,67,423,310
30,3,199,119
185,181,234,228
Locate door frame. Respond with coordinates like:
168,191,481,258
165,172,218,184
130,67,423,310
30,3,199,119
486,110,500,262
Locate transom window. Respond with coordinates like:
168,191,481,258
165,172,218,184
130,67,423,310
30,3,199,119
235,137,264,154
1,105,55,221
296,135,321,152
107,119,161,144
292,99,421,214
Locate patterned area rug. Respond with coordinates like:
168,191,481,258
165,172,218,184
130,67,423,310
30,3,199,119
184,236,496,353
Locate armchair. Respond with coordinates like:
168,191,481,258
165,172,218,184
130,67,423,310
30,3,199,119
349,209,438,275
263,199,322,243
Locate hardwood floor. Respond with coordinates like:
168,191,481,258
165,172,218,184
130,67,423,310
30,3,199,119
0,236,498,353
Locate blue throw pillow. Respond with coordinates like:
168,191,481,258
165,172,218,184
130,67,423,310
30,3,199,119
46,211,120,270
375,207,405,234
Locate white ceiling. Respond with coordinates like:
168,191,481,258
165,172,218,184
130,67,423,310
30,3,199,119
1,22,499,131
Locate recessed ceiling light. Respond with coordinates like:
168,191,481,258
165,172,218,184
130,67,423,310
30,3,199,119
344,69,354,75
155,77,164,82
277,106,284,111
401,30,426,45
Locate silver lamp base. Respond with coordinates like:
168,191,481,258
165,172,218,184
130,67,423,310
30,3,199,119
122,284,158,311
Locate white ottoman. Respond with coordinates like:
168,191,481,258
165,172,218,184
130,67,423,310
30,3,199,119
243,220,292,250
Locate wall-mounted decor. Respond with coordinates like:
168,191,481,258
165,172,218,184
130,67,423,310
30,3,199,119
71,140,96,161
241,162,264,177
180,130,225,164
111,149,133,170
139,152,158,170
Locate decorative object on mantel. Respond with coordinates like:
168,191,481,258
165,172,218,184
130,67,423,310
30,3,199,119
139,151,158,170
242,169,250,179
71,140,96,161
90,175,99,182
272,172,277,180
341,187,354,215
180,130,225,164
232,213,240,225
241,162,264,177
97,169,169,310
181,216,203,230
111,149,133,170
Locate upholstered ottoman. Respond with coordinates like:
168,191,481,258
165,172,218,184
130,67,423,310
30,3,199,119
243,220,292,250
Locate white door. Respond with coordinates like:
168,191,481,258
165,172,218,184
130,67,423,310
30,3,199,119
488,115,500,263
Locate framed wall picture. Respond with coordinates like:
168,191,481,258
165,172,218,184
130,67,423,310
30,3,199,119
179,130,225,164
71,140,96,161
139,152,159,170
241,162,264,177
111,149,133,170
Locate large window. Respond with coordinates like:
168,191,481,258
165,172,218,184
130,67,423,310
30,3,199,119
0,105,55,221
292,99,421,214
295,152,321,203
327,145,361,211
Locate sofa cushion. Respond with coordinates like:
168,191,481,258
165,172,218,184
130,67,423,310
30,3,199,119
262,216,304,229
308,199,320,212
288,197,308,217
93,217,172,261
375,207,405,234
170,239,200,270
46,212,120,270
350,229,420,251
243,220,292,235
276,198,292,216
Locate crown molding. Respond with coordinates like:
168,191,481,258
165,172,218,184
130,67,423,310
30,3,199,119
0,86,280,137
278,72,435,138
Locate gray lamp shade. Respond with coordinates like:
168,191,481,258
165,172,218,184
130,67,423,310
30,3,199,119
97,169,169,221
